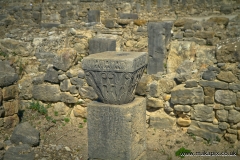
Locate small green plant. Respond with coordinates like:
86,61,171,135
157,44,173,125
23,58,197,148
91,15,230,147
46,116,56,123
175,147,192,159
83,119,87,123
75,101,83,105
54,111,59,116
79,124,83,128
64,117,70,123
188,132,196,141
216,136,221,142
29,101,48,115
0,51,7,57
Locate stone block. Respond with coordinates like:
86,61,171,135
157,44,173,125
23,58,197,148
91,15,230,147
60,79,71,92
228,110,240,124
0,61,19,88
82,51,147,104
32,84,61,102
44,67,59,84
147,97,164,108
4,114,19,128
217,71,237,83
229,83,240,91
79,86,98,100
0,88,2,105
185,80,198,88
87,97,146,160
192,121,223,134
203,87,215,97
41,23,60,28
215,90,236,105
136,74,152,96
119,13,138,19
147,21,173,74
171,84,204,105
3,144,35,160
89,37,116,54
204,96,214,104
191,104,214,122
103,19,115,28
60,92,78,104
3,100,18,117
174,105,191,112
150,110,176,129
88,10,100,23
1,86,18,102
199,80,228,89
18,76,33,100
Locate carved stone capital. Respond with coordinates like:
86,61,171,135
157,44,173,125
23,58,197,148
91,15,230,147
82,51,148,104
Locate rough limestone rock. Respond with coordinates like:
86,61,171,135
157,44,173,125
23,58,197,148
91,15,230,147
149,110,176,129
202,70,216,81
216,40,240,63
171,84,204,105
52,102,69,116
177,117,191,127
203,87,215,97
192,121,223,134
35,52,56,72
148,80,160,98
60,79,72,92
158,78,176,94
53,48,77,72
229,83,240,91
217,71,237,83
3,100,18,117
185,80,198,88
191,104,214,122
60,92,78,104
44,67,59,84
10,122,40,147
218,122,229,130
207,17,229,26
136,74,152,96
2,85,18,101
215,90,236,105
187,125,219,142
0,88,2,105
174,105,191,112
167,41,196,74
237,92,240,107
3,114,19,128
73,105,87,118
78,86,98,100
216,110,228,122
147,97,164,108
32,84,61,102
18,76,33,100
3,144,35,160
199,80,228,89
224,133,237,144
0,60,18,87
228,110,240,124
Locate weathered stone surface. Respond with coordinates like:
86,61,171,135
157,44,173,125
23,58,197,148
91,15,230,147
119,13,138,19
204,96,214,104
4,114,19,128
229,83,240,91
215,90,236,105
167,41,195,74
171,84,204,105
136,74,152,96
191,104,214,122
32,73,45,85
199,80,228,89
89,37,116,54
0,88,2,105
227,128,237,135
224,133,237,143
216,41,240,63
60,92,78,104
202,70,216,81
73,105,87,118
203,87,215,97
177,117,191,127
147,97,164,108
88,10,100,23
228,110,240,124
70,77,84,87
44,67,59,84
35,52,56,72
216,109,228,122
148,22,173,74
3,144,35,160
32,84,61,102
79,86,98,100
174,105,191,112
18,76,33,100
0,61,18,87
220,5,232,14
207,17,229,26
218,122,229,130
148,81,160,98
195,31,214,39
3,100,18,117
88,97,146,160
237,92,240,107
174,18,196,28
192,121,223,134
60,79,71,92
103,19,115,28
2,85,18,101
82,51,147,104
10,122,40,147
52,102,69,116
185,80,198,88
187,125,219,141
149,110,176,129
158,78,176,94
217,71,237,83
53,48,77,72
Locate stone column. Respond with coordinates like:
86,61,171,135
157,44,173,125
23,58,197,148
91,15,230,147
147,21,173,74
82,51,147,160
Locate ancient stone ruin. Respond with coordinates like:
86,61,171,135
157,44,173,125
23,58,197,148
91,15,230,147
0,0,240,159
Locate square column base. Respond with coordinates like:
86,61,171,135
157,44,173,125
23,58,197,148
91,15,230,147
87,97,146,160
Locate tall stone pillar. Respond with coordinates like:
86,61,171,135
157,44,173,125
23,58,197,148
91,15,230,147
82,51,147,160
147,21,173,74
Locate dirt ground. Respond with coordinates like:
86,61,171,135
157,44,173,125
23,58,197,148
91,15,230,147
1,107,240,160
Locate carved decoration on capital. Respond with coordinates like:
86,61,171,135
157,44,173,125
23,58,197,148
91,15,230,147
84,66,146,105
